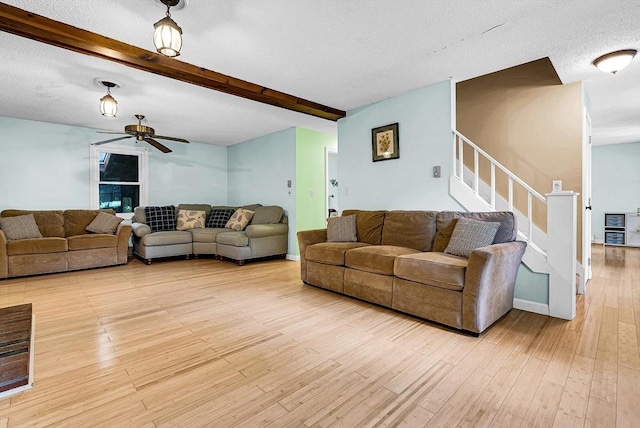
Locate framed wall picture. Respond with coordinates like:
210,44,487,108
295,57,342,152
372,123,399,162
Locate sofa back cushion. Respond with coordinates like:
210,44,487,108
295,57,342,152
381,210,438,251
64,209,116,237
433,211,518,252
252,206,284,224
1,209,65,237
178,204,212,219
341,210,387,245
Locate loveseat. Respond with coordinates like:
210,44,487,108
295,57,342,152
297,210,526,335
0,209,131,279
131,204,288,265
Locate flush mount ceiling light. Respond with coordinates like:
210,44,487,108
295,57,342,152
97,80,119,117
153,0,183,58
593,49,637,74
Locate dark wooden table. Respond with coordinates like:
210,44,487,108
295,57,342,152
0,303,34,398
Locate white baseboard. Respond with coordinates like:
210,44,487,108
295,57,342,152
286,254,300,261
593,239,604,244
513,298,549,316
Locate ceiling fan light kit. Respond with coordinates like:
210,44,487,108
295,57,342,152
97,80,119,117
593,49,637,74
153,0,183,57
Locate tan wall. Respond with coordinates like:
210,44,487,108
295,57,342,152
456,58,583,262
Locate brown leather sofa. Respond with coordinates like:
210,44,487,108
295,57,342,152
297,210,526,335
0,209,131,279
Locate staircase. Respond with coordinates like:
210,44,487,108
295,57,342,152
450,131,579,320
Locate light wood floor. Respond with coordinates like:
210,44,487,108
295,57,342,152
0,245,638,427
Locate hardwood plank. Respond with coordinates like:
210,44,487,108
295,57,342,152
0,245,637,427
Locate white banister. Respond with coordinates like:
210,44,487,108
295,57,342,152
450,129,579,321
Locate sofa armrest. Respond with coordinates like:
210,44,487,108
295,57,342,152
0,229,7,279
296,229,327,282
115,223,132,264
245,223,288,238
462,241,527,333
131,222,151,238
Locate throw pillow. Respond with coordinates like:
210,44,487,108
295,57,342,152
327,215,357,242
206,208,236,228
85,211,124,234
444,218,500,258
0,214,43,242
176,209,206,231
225,208,255,231
251,206,284,224
144,205,176,233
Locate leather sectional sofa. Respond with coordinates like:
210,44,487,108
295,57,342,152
0,209,131,279
131,204,288,265
297,210,527,335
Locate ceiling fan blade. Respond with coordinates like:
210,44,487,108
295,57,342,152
96,131,128,135
153,135,190,144
91,136,133,145
144,138,172,153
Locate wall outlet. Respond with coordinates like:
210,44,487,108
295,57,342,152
287,179,291,188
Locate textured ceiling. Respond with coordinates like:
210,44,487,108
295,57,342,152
0,0,638,146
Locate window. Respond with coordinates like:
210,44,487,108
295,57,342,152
90,145,148,219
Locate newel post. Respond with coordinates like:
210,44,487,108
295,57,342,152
546,191,578,320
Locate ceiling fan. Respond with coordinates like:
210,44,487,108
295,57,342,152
91,114,189,153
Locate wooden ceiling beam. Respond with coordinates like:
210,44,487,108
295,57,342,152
0,3,346,121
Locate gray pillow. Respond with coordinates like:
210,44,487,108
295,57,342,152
444,217,500,257
252,206,284,224
0,214,43,242
86,211,124,234
327,215,357,242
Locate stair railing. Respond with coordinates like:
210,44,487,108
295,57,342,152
452,130,547,257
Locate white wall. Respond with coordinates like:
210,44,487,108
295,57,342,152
226,128,297,256
0,117,228,211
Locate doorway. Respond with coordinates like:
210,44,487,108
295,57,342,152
326,149,339,218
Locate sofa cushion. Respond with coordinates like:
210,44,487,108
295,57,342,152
145,206,176,232
306,242,370,266
85,211,123,234
226,208,254,231
0,214,42,241
206,208,236,228
68,234,118,250
342,210,387,245
178,204,212,219
216,231,249,247
444,218,500,258
381,210,438,251
1,210,64,238
433,211,517,251
7,237,68,256
190,227,227,243
140,230,192,246
176,210,207,231
394,252,468,291
345,245,420,275
64,210,116,237
251,206,284,224
327,215,357,242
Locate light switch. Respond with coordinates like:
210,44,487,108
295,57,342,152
433,166,441,178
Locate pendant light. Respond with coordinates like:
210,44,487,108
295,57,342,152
153,0,183,58
593,49,637,74
98,81,118,117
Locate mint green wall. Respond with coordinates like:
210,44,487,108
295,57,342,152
0,116,228,212
592,142,640,242
227,128,297,256
338,80,462,211
295,128,337,238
